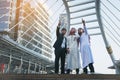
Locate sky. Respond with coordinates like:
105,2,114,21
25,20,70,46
40,0,120,74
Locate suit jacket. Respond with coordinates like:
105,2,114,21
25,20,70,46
53,27,67,49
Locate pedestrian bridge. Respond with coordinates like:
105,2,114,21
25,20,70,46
0,0,120,74
0,74,120,80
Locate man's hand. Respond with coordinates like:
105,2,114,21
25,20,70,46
67,48,70,54
82,19,86,27
58,21,61,27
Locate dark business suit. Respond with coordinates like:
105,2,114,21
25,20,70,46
53,27,67,74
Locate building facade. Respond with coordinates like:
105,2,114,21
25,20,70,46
0,0,52,59
0,0,10,31
0,0,53,73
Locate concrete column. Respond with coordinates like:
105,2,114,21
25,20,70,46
28,61,31,74
34,63,37,73
42,65,46,74
41,65,43,74
44,66,46,73
39,65,41,74
18,57,23,73
7,54,12,73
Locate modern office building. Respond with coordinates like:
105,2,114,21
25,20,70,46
0,0,10,31
0,0,52,59
17,1,53,58
0,0,53,73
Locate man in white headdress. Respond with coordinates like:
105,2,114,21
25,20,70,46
66,28,81,74
78,19,95,74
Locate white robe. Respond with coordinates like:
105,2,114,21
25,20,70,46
80,26,94,68
66,35,81,70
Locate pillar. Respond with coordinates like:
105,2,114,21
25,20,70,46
18,57,23,73
7,54,12,73
28,60,31,74
34,63,37,74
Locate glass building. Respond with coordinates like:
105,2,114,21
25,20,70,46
0,0,53,74
0,0,52,59
17,1,52,58
0,0,10,31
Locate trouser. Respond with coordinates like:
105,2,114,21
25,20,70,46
55,48,66,74
66,68,79,74
83,63,94,74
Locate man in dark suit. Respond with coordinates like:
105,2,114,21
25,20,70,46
53,22,67,74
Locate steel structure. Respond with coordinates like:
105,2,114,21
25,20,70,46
62,0,120,74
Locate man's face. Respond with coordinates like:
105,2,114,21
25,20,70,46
78,28,84,35
71,28,76,33
61,30,66,35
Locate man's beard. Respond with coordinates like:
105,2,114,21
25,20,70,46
78,32,82,36
62,33,65,35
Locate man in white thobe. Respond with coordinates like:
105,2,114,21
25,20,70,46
66,28,81,74
78,19,95,74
